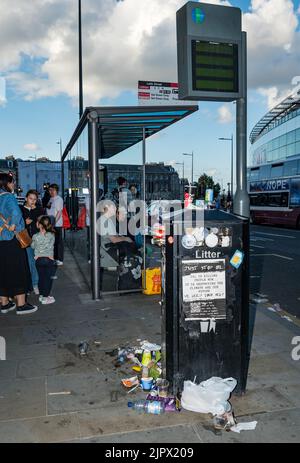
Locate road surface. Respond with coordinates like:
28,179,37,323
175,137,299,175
250,224,300,318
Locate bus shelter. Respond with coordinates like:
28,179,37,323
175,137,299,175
62,105,198,299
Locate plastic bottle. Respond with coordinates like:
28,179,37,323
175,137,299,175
128,400,165,415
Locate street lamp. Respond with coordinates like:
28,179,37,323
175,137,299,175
218,135,233,200
183,152,194,185
78,0,83,118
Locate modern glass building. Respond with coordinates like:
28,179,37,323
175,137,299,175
248,91,300,227
249,92,300,174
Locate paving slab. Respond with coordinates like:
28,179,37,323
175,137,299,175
0,413,80,443
247,353,300,388
0,360,17,380
77,406,209,440
193,408,300,443
231,386,295,416
73,424,201,443
275,384,300,408
47,373,130,415
0,377,46,421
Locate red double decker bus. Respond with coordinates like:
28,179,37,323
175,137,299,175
248,160,300,228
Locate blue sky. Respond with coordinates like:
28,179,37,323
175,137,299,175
0,0,300,188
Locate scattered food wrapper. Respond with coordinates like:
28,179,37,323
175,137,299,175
267,307,277,313
231,421,257,433
281,315,293,323
121,376,139,388
132,366,142,372
140,342,161,351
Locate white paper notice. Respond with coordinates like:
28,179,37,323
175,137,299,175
182,259,226,303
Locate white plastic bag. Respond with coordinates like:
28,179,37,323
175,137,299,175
181,377,237,416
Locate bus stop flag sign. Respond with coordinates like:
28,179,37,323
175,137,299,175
177,2,242,102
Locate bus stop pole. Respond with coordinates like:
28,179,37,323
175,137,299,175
88,111,101,300
234,31,250,219
142,127,146,288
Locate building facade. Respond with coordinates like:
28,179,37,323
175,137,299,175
17,161,69,195
1,158,182,201
249,92,300,181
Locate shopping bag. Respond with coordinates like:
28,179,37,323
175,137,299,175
181,377,237,415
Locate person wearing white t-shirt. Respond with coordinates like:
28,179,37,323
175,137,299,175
47,184,64,266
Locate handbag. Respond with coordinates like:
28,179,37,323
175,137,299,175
0,213,32,248
15,228,32,248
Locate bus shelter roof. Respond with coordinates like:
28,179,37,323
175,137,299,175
62,105,198,160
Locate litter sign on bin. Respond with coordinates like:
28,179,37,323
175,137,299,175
181,259,226,320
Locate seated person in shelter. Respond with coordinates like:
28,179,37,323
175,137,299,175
98,201,136,259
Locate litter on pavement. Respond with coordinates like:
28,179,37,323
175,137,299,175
231,421,258,433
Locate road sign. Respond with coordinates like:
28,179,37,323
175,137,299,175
138,80,188,105
177,2,242,101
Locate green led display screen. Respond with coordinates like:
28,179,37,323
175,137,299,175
192,40,239,93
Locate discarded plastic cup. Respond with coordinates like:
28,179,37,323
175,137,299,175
156,379,169,398
140,377,153,391
79,342,89,355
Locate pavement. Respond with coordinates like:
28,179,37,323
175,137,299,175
0,247,300,443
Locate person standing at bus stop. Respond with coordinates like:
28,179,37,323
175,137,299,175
0,173,38,315
47,184,64,266
20,189,44,294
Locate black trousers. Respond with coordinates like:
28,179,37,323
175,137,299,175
36,258,55,297
54,227,64,262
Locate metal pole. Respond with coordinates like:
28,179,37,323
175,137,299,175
231,134,233,199
59,138,64,197
88,111,100,299
191,151,194,185
78,0,83,118
142,127,146,289
234,31,249,218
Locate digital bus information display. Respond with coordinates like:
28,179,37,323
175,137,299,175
191,40,239,93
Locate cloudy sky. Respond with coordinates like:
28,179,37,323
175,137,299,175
1,0,300,187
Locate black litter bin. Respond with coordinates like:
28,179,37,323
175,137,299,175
161,209,250,395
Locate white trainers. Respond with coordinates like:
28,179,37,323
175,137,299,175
56,260,63,266
41,296,56,305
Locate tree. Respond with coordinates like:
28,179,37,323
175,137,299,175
195,174,221,200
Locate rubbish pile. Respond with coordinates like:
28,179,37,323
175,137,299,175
111,342,257,431
113,340,181,414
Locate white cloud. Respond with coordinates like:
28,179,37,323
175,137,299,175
257,86,292,110
207,169,218,177
217,105,234,124
0,77,6,106
23,143,41,151
0,0,299,112
244,0,300,107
